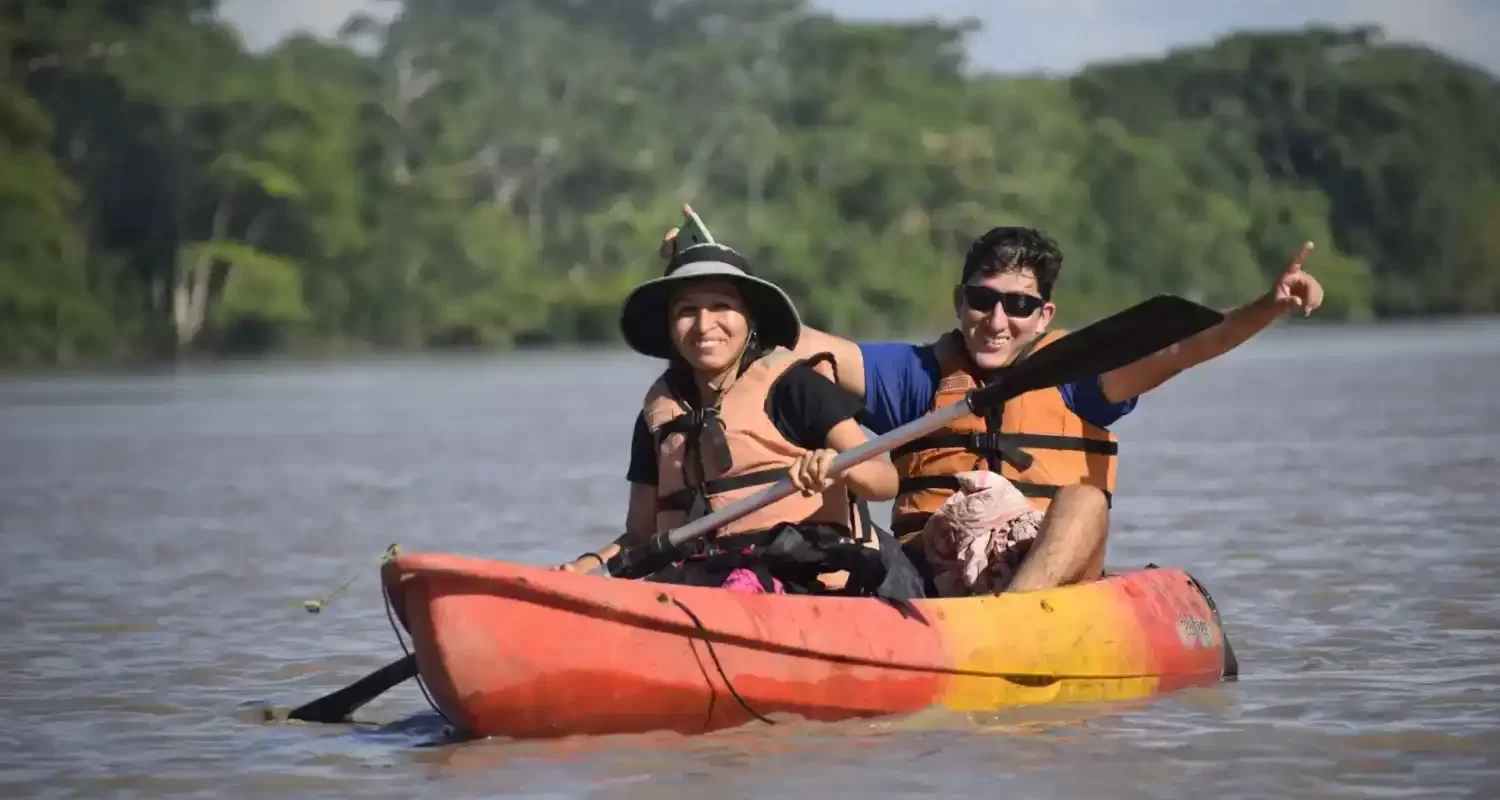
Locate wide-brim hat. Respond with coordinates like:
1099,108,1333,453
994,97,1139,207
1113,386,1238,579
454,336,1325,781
620,243,802,360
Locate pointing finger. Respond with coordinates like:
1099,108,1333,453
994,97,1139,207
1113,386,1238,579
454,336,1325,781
1283,241,1314,277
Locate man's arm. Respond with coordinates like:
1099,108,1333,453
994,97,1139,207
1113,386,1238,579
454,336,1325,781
793,325,867,399
1099,242,1324,404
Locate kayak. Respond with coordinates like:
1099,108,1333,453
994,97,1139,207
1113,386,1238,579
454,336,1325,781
380,553,1236,739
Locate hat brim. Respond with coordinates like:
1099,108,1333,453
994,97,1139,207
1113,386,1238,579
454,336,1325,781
620,261,802,360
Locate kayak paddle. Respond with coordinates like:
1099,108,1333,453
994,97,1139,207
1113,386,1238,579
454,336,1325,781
282,293,1223,723
283,653,417,723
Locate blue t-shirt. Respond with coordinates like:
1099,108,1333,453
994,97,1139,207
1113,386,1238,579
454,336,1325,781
857,341,1138,435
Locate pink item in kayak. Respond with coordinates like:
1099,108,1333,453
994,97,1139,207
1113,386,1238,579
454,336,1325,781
921,470,1046,596
720,566,785,594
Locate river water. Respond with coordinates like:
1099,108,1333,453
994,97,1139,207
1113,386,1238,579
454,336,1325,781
2,321,1498,798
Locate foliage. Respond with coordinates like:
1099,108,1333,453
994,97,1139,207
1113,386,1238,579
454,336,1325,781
3,3,1497,364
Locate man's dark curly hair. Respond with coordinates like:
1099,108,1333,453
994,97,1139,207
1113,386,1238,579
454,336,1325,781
960,226,1063,301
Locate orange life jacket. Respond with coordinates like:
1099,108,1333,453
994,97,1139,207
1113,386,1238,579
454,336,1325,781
643,347,862,541
889,329,1119,541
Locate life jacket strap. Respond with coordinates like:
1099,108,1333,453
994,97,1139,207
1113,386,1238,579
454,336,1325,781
657,467,789,513
896,474,1070,499
655,406,734,475
891,432,1119,470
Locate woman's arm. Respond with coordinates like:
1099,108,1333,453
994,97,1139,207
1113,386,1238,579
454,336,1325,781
787,417,899,501
774,361,898,501
559,413,661,571
564,480,654,567
558,483,657,572
826,418,898,500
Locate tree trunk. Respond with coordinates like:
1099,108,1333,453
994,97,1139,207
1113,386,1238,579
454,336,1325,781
173,200,232,348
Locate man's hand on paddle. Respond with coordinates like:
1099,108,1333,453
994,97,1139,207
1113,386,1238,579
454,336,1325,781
1271,241,1324,317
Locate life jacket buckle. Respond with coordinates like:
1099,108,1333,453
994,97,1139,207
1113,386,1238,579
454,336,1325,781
966,432,1035,471
685,489,712,522
684,408,732,473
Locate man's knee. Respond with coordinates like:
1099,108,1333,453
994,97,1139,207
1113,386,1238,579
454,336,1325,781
1052,483,1110,516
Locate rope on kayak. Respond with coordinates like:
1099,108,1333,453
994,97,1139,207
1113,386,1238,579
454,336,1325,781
668,596,775,727
382,574,456,730
301,543,401,613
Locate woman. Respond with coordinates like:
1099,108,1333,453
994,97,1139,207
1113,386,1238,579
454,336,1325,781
558,241,922,598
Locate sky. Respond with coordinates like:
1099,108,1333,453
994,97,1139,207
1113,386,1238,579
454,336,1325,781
216,0,1500,77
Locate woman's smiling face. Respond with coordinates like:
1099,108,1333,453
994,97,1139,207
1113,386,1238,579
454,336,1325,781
668,278,751,374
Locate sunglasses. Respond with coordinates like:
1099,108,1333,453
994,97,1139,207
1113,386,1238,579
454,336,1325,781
960,285,1045,318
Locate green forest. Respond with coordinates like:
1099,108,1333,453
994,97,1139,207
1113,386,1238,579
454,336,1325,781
4,0,1499,366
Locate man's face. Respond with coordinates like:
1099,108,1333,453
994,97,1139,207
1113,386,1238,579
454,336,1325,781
952,266,1055,371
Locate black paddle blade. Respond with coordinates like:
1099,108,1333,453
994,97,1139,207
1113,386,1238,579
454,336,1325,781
285,654,418,723
970,295,1223,414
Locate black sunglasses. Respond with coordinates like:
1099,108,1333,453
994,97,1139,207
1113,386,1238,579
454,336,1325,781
960,285,1045,318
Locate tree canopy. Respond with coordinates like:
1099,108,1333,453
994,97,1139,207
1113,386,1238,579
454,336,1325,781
4,1,1497,365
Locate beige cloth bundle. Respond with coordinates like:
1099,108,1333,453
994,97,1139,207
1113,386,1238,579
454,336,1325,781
921,471,1046,596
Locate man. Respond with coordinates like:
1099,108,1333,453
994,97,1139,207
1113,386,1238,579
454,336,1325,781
660,218,1324,595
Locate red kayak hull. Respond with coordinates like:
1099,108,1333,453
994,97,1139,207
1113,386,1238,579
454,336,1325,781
380,553,1234,739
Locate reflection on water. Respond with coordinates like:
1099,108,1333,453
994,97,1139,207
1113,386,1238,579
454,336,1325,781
2,323,1499,798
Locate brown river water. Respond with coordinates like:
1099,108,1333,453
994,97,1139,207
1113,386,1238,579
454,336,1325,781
2,321,1498,798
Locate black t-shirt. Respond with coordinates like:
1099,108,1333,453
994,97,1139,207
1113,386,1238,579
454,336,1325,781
626,362,865,486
